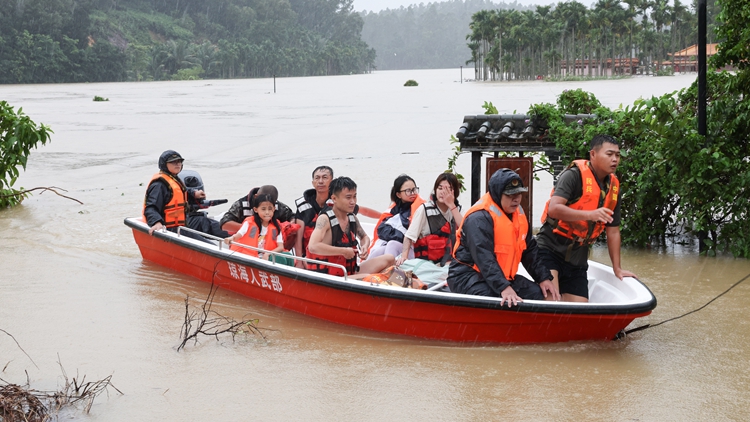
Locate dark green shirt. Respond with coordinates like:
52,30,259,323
536,165,620,267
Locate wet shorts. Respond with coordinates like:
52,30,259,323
536,247,589,298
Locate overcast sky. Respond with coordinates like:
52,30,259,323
353,0,572,13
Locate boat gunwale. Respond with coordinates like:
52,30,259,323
125,217,657,316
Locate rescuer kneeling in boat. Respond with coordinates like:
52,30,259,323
306,177,394,277
447,169,560,306
143,150,207,242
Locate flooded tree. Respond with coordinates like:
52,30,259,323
0,101,52,208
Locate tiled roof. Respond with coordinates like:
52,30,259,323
669,44,719,57
456,114,596,153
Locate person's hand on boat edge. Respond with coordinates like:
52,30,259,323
539,279,561,301
499,286,522,307
149,222,164,235
614,267,637,280
223,233,239,245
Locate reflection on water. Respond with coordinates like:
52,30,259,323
2,70,750,420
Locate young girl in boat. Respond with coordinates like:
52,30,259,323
367,174,425,260
395,172,463,267
224,194,284,259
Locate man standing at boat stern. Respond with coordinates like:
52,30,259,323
537,134,637,303
142,150,206,241
448,169,560,307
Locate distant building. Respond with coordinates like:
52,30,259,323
667,44,720,73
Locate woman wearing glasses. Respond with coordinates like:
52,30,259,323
395,173,463,267
367,174,425,260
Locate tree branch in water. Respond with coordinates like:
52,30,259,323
0,186,83,205
177,282,268,351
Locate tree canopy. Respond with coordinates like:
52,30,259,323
464,0,720,81
0,0,376,83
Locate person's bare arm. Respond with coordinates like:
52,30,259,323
395,237,413,266
308,214,355,259
292,219,306,268
606,226,636,280
355,216,371,260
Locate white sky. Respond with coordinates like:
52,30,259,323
353,0,571,13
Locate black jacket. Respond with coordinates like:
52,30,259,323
448,169,552,295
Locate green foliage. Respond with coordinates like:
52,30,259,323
93,96,109,102
0,101,52,208
464,1,712,81
172,66,204,80
481,101,498,115
519,71,750,257
445,135,466,193
556,89,602,115
712,0,750,95
404,79,418,86
0,0,375,83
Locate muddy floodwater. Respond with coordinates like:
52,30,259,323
2,70,750,421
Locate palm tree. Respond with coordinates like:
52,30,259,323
650,0,671,72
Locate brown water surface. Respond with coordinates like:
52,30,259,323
2,70,749,421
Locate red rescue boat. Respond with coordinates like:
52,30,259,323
125,217,656,344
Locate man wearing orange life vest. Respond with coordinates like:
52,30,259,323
143,150,206,241
537,134,637,303
448,169,560,306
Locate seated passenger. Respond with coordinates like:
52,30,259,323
179,170,230,239
293,166,379,268
306,177,394,277
224,194,284,259
142,150,208,242
447,169,560,306
395,172,464,267
368,174,425,260
220,185,294,233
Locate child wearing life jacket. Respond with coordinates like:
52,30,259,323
224,194,284,259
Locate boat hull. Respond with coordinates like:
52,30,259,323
126,218,656,344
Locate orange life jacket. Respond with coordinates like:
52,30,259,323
306,209,359,277
369,196,426,251
142,172,187,228
230,217,279,256
412,202,454,263
540,160,620,245
453,192,528,280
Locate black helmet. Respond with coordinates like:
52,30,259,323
488,168,527,205
158,150,183,172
